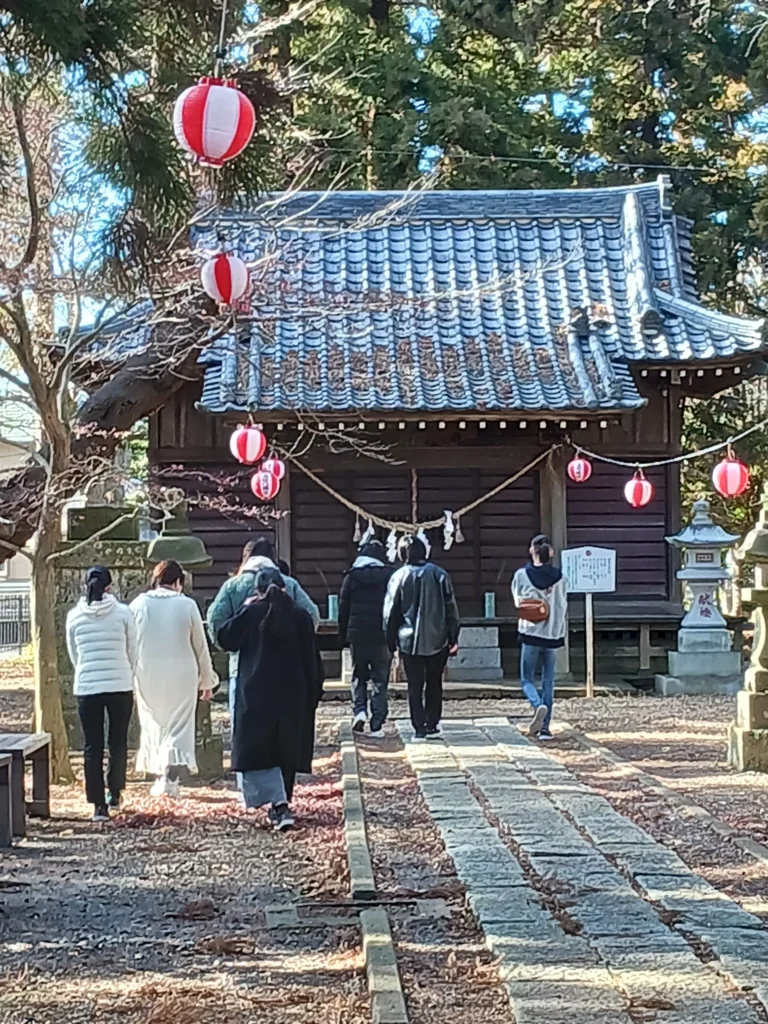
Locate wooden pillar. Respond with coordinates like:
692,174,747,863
540,448,571,679
275,462,292,568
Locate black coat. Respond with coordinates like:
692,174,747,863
338,561,394,645
217,599,324,774
385,561,460,657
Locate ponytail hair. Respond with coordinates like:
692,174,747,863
256,567,293,637
531,534,552,564
85,565,112,604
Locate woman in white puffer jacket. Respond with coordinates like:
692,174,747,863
66,565,137,822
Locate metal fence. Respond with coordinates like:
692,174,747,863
0,593,30,652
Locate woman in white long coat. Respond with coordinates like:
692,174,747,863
130,559,217,797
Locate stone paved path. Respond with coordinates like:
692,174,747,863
397,717,768,1024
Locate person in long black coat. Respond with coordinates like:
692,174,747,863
217,568,323,831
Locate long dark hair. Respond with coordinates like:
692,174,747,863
256,567,293,637
531,534,552,564
85,565,111,604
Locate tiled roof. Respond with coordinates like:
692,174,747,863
194,178,765,415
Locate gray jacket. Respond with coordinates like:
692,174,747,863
384,561,460,657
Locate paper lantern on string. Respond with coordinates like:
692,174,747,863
567,455,592,484
173,77,256,167
201,253,249,307
712,455,750,498
251,469,281,502
624,470,654,509
229,426,266,465
261,457,286,481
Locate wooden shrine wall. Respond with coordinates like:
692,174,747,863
290,466,539,618
566,461,671,599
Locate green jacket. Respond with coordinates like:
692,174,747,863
206,557,320,648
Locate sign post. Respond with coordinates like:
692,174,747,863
561,547,617,698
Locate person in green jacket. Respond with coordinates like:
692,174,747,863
207,537,320,754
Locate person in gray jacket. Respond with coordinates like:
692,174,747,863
384,537,460,741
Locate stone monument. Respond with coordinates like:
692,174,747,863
55,503,148,746
729,484,768,771
145,502,224,779
655,499,742,697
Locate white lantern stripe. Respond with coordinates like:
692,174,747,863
173,77,256,168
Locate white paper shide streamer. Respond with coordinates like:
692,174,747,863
443,510,455,551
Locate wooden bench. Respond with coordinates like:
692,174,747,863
0,733,51,837
0,753,12,847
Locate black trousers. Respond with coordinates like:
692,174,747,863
401,650,448,733
77,691,134,807
282,768,296,803
350,635,392,729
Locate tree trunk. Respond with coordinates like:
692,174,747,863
30,511,72,781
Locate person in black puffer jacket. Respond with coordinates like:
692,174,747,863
338,540,395,737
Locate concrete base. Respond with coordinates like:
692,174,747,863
449,625,503,683
655,673,742,697
668,649,742,679
728,722,768,772
677,628,733,653
445,666,505,682
736,689,768,730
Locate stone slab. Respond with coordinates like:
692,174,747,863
677,628,734,653
656,673,742,697
728,723,768,771
737,689,768,730
360,908,409,1024
458,626,499,647
635,874,763,930
600,842,691,878
694,927,768,988
339,723,376,901
569,892,668,937
669,650,743,678
449,647,502,670
527,854,630,894
502,978,631,1024
445,666,505,682
468,887,551,926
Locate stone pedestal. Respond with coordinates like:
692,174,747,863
55,518,150,749
446,626,503,682
728,484,768,772
654,500,741,698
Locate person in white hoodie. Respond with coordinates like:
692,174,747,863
130,559,217,798
511,534,568,740
66,565,137,821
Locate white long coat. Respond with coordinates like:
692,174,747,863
130,588,217,775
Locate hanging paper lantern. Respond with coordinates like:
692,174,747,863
712,455,750,498
229,426,266,465
173,77,256,168
201,253,249,307
261,457,286,481
624,470,655,509
251,469,281,502
567,455,592,484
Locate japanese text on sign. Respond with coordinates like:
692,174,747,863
561,547,617,594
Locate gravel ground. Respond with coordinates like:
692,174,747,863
0,719,369,1024
356,729,515,1024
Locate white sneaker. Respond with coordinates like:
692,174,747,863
150,777,167,797
352,711,367,733
369,728,385,739
529,705,548,738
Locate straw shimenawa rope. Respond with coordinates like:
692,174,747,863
287,446,557,535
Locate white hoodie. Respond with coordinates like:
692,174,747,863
66,593,137,696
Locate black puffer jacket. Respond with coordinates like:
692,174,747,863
338,557,394,645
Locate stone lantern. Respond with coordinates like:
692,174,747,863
729,484,768,771
146,501,223,779
655,499,741,696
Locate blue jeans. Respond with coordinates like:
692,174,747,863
228,654,243,791
520,644,556,731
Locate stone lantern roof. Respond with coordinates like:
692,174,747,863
666,499,739,549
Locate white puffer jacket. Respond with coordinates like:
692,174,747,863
66,593,137,696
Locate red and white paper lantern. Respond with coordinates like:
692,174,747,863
624,469,655,509
712,455,750,498
261,457,286,481
567,455,592,484
251,469,281,502
229,426,267,465
201,253,249,307
173,77,256,168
